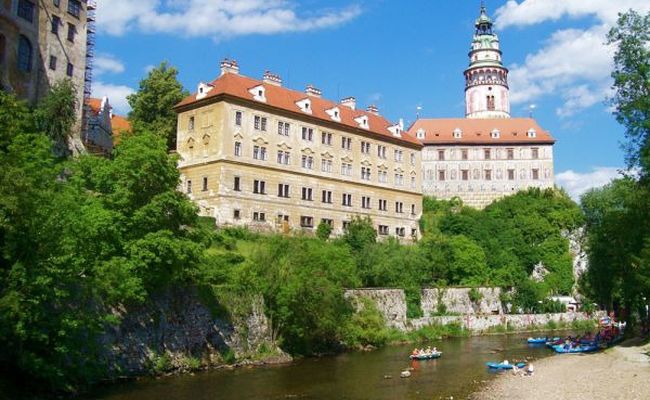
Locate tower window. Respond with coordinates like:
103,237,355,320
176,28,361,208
17,0,35,22
487,95,495,111
17,36,32,72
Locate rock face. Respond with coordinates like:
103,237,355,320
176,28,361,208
344,289,408,330
420,287,503,316
99,287,289,377
564,228,589,287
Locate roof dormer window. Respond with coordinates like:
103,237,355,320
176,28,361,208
295,98,312,114
196,82,213,100
354,115,369,129
416,129,425,140
248,85,266,102
326,106,341,122
453,128,463,139
491,129,500,139
527,128,536,138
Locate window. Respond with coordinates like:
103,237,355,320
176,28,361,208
67,23,76,42
51,15,61,34
233,209,241,220
438,150,445,161
254,115,267,131
253,180,266,194
461,169,469,181
377,145,387,159
361,141,371,154
234,141,242,156
532,148,539,159
202,177,208,191
278,183,290,198
188,116,195,131
321,218,333,227
484,149,491,160
485,169,492,181
461,149,468,160
378,225,389,235
235,111,242,126
395,202,404,214
253,145,267,160
361,167,371,181
278,121,290,136
301,127,313,141
395,227,406,237
17,0,35,22
301,187,313,201
321,159,332,173
341,162,352,176
186,180,192,194
487,95,495,111
277,150,290,165
411,204,416,216
277,214,290,224
378,170,387,183
17,36,32,72
49,55,57,70
395,173,404,186
66,62,73,77
410,153,416,166
438,170,446,181
379,199,387,211
321,190,332,204
362,196,371,209
411,228,418,237
342,221,351,230
233,176,241,191
253,212,266,222
321,132,332,145
394,149,403,162
300,216,314,228
508,169,515,180
67,0,81,18
411,176,416,188
342,193,352,207
341,136,351,150
301,155,313,169
507,148,514,160
532,169,539,180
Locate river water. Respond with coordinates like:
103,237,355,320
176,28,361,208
90,333,558,400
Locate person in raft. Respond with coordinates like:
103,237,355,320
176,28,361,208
433,347,438,353
412,348,419,356
503,360,509,365
425,346,432,355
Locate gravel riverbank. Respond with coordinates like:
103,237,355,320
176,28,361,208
471,339,650,400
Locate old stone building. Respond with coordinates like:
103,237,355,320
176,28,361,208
84,96,131,155
408,4,555,208
0,0,94,148
174,60,423,240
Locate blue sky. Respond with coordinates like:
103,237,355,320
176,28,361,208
92,0,650,200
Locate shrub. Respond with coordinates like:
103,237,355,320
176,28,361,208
468,288,483,303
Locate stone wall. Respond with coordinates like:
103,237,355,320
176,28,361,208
410,312,594,332
99,287,289,377
344,289,407,330
420,287,502,316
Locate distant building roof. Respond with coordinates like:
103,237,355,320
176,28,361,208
111,114,131,144
408,118,555,146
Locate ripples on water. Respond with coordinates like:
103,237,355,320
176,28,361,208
91,333,558,400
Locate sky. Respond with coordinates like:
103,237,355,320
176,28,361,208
92,0,650,201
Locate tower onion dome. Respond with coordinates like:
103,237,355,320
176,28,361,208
475,3,493,35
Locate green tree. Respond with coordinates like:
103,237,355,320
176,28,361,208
316,220,333,240
33,79,78,156
127,62,189,150
341,216,377,252
607,10,650,174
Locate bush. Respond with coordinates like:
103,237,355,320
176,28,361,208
341,298,390,348
468,288,483,303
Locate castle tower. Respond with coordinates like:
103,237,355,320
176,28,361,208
464,3,510,119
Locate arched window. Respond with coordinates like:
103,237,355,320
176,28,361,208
486,95,495,111
17,35,32,72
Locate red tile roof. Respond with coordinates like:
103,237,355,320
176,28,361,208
408,118,555,145
111,114,131,144
175,72,422,147
85,98,103,115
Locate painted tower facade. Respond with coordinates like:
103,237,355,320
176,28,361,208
464,3,510,119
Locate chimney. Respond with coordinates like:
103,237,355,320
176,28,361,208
220,58,239,76
305,84,322,98
366,104,379,115
263,70,282,86
341,96,356,110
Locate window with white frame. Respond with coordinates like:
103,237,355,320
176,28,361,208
377,145,387,159
235,111,242,126
278,121,290,136
301,127,313,141
378,225,389,235
321,190,332,204
395,201,404,214
321,132,332,145
301,155,314,169
394,173,404,186
361,167,371,181
277,150,290,165
234,141,242,156
410,153,416,165
300,216,314,228
253,145,267,160
253,212,266,222
362,196,371,209
361,141,371,154
394,149,403,162
277,183,290,198
301,187,313,201
341,162,352,176
253,180,266,194
341,136,352,150
378,170,387,183
342,193,352,207
254,115,267,131
378,199,387,211
321,159,332,173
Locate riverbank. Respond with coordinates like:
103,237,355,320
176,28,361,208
472,339,650,400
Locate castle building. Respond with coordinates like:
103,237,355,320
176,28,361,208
0,0,96,150
408,4,555,208
174,60,422,240
84,96,131,155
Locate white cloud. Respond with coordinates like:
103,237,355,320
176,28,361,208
91,82,135,115
94,54,126,76
555,167,624,201
495,0,650,118
96,0,362,39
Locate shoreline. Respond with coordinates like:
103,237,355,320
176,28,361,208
471,338,650,400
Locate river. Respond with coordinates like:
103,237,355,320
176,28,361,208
90,333,558,400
